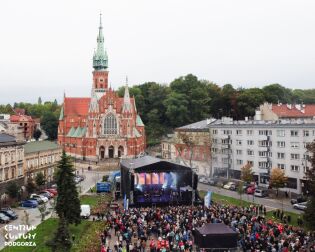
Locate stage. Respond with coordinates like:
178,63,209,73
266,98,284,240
120,156,200,206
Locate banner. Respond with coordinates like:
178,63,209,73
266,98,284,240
204,191,212,208
123,194,127,210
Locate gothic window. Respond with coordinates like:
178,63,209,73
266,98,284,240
103,113,118,135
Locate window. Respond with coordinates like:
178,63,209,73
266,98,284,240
259,162,269,168
103,113,118,135
247,161,254,166
212,129,217,135
258,140,270,147
290,153,300,160
277,153,285,159
236,130,242,135
277,141,285,148
236,150,242,155
247,140,254,145
259,130,272,136
291,165,299,172
303,130,309,137
247,130,253,136
277,130,285,137
291,130,299,137
290,142,299,148
211,148,218,154
236,159,243,165
223,130,232,135
222,139,231,145
258,151,267,157
277,163,285,169
247,149,254,156
236,140,242,146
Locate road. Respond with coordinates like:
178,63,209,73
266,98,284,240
198,182,303,214
0,168,108,250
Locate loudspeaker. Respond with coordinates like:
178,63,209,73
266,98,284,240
130,174,135,190
193,173,198,189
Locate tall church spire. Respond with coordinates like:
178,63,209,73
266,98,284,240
93,13,108,70
122,76,132,113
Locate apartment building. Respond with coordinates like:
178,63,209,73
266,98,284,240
24,141,62,183
0,134,25,195
209,117,315,194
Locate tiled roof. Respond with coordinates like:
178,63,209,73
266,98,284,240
176,119,213,132
64,97,90,116
66,127,87,138
24,141,60,154
271,104,315,118
10,114,34,122
0,133,16,143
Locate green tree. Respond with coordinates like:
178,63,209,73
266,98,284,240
26,177,37,195
35,172,46,188
38,97,42,105
5,181,19,200
41,111,58,140
55,151,81,225
303,141,315,230
164,92,189,127
48,215,72,252
237,88,266,118
33,129,42,141
262,84,293,104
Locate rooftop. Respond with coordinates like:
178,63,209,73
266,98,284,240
176,119,215,132
24,141,61,154
0,133,16,143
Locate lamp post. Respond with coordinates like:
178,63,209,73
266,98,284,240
191,167,198,206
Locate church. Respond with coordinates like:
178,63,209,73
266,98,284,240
58,16,146,161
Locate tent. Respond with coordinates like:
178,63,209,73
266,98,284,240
194,223,238,250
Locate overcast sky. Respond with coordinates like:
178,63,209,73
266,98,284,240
1,0,315,104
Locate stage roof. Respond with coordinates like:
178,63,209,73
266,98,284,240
120,156,192,173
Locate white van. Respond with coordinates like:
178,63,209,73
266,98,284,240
80,205,91,219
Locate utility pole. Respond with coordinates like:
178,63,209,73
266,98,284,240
227,135,231,180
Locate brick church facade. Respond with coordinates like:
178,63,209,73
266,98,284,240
58,16,146,161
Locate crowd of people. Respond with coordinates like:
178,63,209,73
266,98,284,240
97,202,314,252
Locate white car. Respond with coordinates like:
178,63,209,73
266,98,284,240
293,202,308,211
223,182,236,190
80,205,91,219
30,194,49,203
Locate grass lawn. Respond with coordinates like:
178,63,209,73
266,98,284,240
80,194,101,207
198,190,304,227
1,219,92,252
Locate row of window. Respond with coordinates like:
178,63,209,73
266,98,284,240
0,150,24,166
213,129,314,137
0,165,23,181
27,154,60,169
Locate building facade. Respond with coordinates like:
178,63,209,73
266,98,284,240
58,16,146,161
161,120,213,175
24,141,62,184
209,117,315,194
0,134,25,195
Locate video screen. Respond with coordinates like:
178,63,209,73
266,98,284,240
134,172,177,188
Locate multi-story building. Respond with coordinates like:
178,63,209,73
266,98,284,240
0,134,25,195
58,15,146,161
209,117,315,194
255,102,315,120
0,119,24,142
10,114,36,141
161,119,213,175
24,141,62,184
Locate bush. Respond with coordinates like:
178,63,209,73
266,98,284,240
102,175,109,182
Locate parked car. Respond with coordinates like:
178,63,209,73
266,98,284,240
46,188,58,196
80,205,91,219
291,195,308,205
0,208,18,220
254,188,268,197
223,182,236,190
30,194,48,203
0,213,10,223
39,191,53,199
21,199,38,208
293,202,308,211
208,178,217,186
247,185,256,194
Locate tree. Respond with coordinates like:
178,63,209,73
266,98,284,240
38,97,42,105
241,163,254,183
33,129,42,141
303,141,315,230
26,177,37,195
5,181,19,200
55,151,81,225
41,111,58,140
48,215,72,252
35,172,46,188
269,168,287,197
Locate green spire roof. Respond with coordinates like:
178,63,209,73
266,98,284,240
59,106,64,120
93,14,108,70
66,127,76,137
136,115,144,127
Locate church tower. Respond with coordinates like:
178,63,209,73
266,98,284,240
92,14,109,94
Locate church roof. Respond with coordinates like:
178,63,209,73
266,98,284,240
66,127,76,137
136,115,144,127
64,98,90,116
66,126,87,138
133,127,142,138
